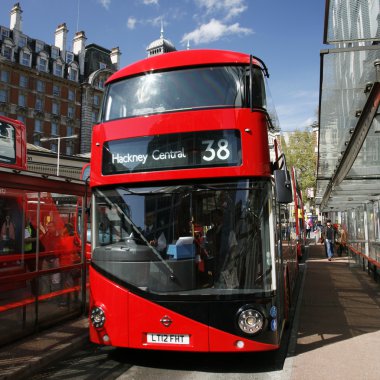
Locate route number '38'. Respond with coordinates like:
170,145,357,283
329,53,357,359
202,139,230,161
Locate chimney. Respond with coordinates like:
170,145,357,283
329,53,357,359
110,47,121,70
55,23,68,58
73,31,86,75
10,2,22,32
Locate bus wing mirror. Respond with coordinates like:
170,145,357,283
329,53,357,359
274,169,293,204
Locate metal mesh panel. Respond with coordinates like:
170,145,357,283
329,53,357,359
318,47,379,178
317,45,380,209
326,0,380,44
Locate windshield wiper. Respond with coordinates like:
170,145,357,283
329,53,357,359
95,188,176,281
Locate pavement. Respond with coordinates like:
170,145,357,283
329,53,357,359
0,316,88,380
0,241,379,380
284,241,380,380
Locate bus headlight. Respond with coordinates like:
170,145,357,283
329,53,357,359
237,308,264,335
90,306,106,329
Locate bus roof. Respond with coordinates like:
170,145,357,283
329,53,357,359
107,49,261,84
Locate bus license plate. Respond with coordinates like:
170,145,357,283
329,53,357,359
147,333,190,345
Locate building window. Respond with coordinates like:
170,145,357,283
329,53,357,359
53,85,60,97
51,122,58,136
51,46,60,59
66,52,74,64
98,77,106,89
67,106,74,118
37,56,48,72
35,40,44,53
93,95,100,106
17,115,26,124
18,35,27,48
34,119,42,133
54,62,63,77
67,126,73,136
92,111,98,123
68,89,75,101
33,135,41,146
66,145,73,155
51,143,57,152
99,62,107,69
35,97,43,111
21,51,31,66
36,80,45,93
0,70,9,82
1,27,10,39
18,94,26,107
68,68,78,81
19,74,28,88
2,45,12,60
52,102,59,115
0,89,7,103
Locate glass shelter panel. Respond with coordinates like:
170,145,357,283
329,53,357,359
0,187,85,345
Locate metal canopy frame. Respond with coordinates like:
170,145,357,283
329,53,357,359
317,44,380,212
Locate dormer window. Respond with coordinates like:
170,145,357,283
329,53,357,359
20,49,31,67
54,62,64,77
68,67,78,81
18,35,27,48
35,40,44,53
2,39,14,61
3,45,12,60
37,56,48,72
51,46,60,59
1,27,10,40
66,52,74,64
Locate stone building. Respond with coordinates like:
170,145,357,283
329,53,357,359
0,2,120,157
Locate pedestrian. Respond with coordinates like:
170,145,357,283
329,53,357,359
336,224,348,257
323,219,335,261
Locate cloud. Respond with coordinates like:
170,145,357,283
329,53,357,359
181,18,253,45
276,103,318,132
195,0,247,20
143,0,159,5
98,0,111,10
127,17,137,30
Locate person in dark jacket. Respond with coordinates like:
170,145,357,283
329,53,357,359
323,219,335,261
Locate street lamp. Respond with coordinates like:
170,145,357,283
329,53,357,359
40,134,78,176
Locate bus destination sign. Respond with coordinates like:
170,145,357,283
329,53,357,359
102,130,241,175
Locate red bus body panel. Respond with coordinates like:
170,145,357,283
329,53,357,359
89,267,278,352
90,109,271,187
107,49,258,84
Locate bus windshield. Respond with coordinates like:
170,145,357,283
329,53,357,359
102,66,266,121
92,180,274,296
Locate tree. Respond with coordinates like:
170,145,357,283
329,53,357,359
280,128,317,202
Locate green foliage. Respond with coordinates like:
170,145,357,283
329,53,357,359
280,129,317,199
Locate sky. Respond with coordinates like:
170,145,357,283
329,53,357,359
1,0,326,132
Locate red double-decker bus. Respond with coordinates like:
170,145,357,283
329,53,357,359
89,49,299,352
0,115,27,171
